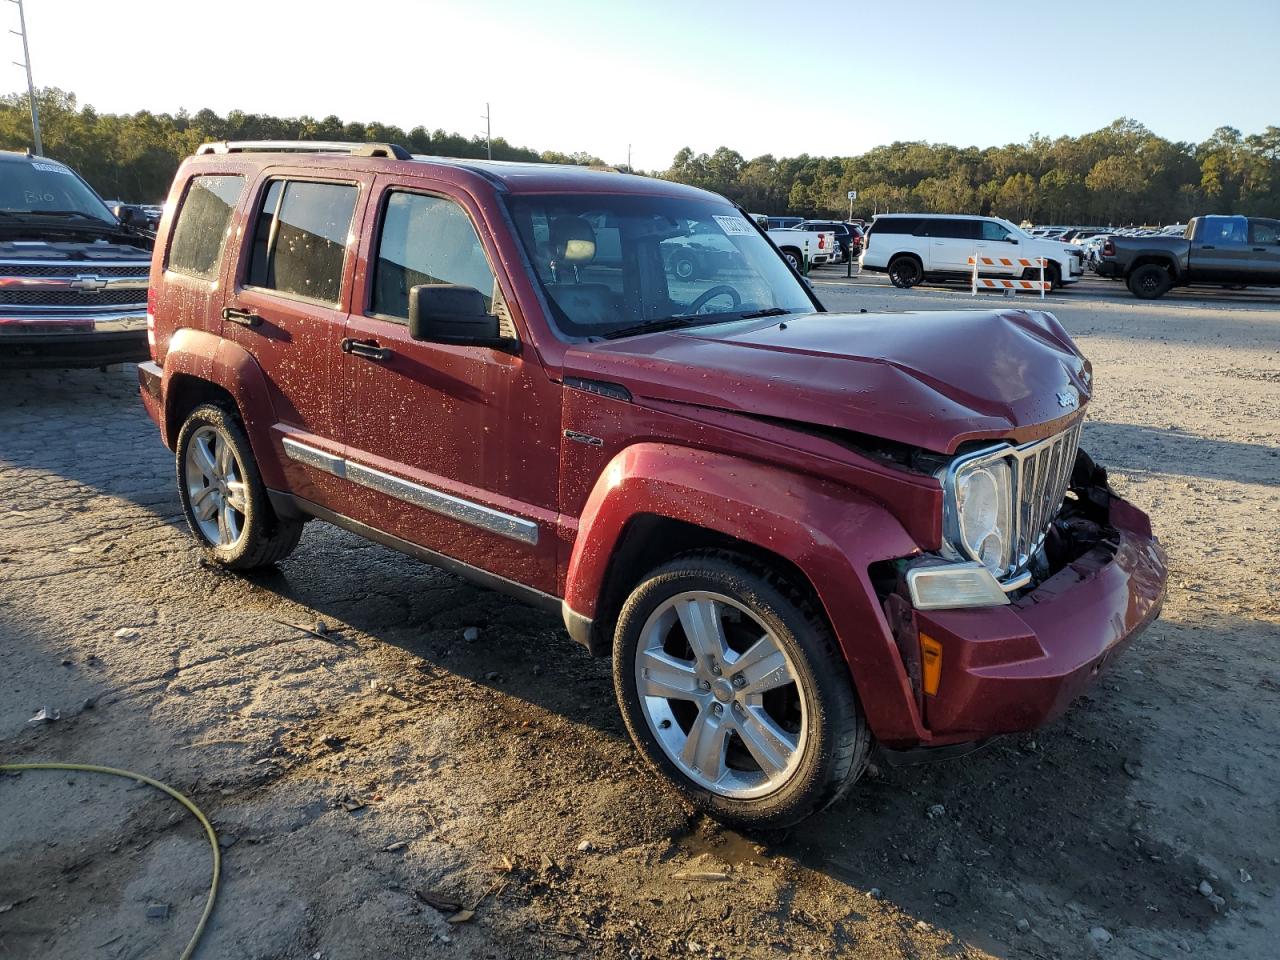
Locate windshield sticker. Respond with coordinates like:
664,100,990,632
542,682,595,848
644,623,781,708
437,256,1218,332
31,162,73,175
713,215,754,236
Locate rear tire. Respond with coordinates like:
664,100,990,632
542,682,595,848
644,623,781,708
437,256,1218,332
612,551,871,829
781,247,803,272
888,255,922,288
1127,263,1172,300
176,403,303,570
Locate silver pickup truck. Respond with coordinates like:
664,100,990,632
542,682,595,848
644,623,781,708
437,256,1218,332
0,150,153,368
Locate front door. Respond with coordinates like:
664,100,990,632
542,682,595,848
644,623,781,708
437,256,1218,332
339,181,561,594
221,172,370,509
974,219,1024,276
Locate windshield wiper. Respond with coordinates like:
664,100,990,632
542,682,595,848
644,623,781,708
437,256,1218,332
26,210,112,223
737,307,791,320
601,314,718,340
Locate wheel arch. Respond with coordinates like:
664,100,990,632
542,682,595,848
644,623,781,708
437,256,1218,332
1126,254,1180,280
564,442,929,744
160,330,285,488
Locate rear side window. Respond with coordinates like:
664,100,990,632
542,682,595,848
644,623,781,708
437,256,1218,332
1250,219,1280,245
927,219,979,240
870,217,921,235
248,180,358,305
167,175,245,280
371,191,497,320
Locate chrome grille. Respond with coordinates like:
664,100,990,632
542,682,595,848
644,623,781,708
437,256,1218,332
2,288,146,307
1010,421,1082,573
0,263,149,278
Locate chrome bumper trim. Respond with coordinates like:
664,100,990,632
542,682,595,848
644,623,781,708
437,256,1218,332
282,437,539,546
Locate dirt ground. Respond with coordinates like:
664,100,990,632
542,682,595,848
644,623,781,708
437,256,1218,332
2,278,1277,960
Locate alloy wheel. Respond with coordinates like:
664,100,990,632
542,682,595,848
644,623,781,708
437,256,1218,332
634,591,807,799
184,424,248,547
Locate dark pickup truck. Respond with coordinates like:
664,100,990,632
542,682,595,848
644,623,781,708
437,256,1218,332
1096,215,1280,299
1,149,153,368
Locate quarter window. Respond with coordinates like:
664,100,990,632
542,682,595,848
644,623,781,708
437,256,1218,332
167,175,245,280
371,192,497,320
247,180,357,305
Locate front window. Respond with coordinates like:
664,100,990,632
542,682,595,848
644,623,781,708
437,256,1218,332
980,220,1012,242
0,159,115,223
504,194,816,338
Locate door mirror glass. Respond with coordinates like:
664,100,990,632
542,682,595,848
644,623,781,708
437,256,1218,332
408,284,513,350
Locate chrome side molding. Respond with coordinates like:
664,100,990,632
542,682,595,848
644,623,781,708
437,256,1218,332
282,437,538,546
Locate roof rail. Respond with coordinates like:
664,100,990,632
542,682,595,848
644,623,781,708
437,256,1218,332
194,140,412,160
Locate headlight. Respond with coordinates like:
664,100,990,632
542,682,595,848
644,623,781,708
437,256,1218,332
951,456,1013,576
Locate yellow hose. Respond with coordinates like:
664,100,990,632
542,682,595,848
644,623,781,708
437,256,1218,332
0,762,220,960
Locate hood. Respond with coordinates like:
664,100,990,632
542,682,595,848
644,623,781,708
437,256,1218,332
0,236,152,260
563,309,1092,454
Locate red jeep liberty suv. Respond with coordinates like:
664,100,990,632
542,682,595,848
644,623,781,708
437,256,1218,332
138,141,1167,827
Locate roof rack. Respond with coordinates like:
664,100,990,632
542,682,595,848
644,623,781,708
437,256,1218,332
194,140,412,160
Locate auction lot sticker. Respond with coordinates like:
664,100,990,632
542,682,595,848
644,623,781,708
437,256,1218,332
713,215,754,236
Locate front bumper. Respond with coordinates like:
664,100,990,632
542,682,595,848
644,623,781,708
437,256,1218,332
0,312,148,369
912,495,1167,743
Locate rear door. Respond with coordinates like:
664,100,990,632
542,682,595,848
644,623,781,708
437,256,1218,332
222,171,372,509
925,218,981,274
1247,218,1280,284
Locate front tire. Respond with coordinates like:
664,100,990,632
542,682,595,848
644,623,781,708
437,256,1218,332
888,255,922,288
1127,263,1172,299
176,403,303,570
612,551,871,828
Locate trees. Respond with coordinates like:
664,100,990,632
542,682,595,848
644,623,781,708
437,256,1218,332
658,118,1280,225
0,88,601,201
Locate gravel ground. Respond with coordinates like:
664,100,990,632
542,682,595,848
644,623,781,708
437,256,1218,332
2,280,1277,960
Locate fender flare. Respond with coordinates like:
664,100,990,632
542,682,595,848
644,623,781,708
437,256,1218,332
565,442,928,743
160,330,285,488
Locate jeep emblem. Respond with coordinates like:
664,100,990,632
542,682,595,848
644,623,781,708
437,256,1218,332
1056,389,1077,409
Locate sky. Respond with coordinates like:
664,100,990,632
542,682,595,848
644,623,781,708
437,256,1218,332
8,0,1279,171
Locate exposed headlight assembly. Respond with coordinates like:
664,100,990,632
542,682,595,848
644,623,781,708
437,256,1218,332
953,456,1013,577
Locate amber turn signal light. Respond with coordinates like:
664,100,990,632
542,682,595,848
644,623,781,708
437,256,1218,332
920,634,943,696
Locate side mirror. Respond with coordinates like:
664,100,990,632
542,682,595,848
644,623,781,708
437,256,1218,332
112,204,149,228
408,285,517,351
1005,236,1019,243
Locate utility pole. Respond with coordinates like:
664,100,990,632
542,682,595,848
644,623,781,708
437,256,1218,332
9,0,42,155
482,102,491,160
627,144,631,172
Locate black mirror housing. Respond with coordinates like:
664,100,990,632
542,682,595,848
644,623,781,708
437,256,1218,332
408,285,517,351
112,204,148,228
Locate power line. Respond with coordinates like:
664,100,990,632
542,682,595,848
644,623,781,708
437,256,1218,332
8,0,41,155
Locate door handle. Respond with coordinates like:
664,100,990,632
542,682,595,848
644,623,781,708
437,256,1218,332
222,307,262,327
1201,245,1216,250
341,338,391,361
1253,247,1266,252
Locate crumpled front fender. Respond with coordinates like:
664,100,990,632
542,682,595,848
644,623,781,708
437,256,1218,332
564,442,930,743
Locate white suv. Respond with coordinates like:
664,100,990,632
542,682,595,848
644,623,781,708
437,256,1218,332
859,214,1084,289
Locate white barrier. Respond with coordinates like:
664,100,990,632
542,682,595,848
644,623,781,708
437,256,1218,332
969,255,1048,298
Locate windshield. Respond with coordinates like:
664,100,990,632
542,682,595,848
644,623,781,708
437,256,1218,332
0,159,116,222
505,193,816,338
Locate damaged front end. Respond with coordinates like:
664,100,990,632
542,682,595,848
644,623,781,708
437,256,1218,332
871,444,1167,746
